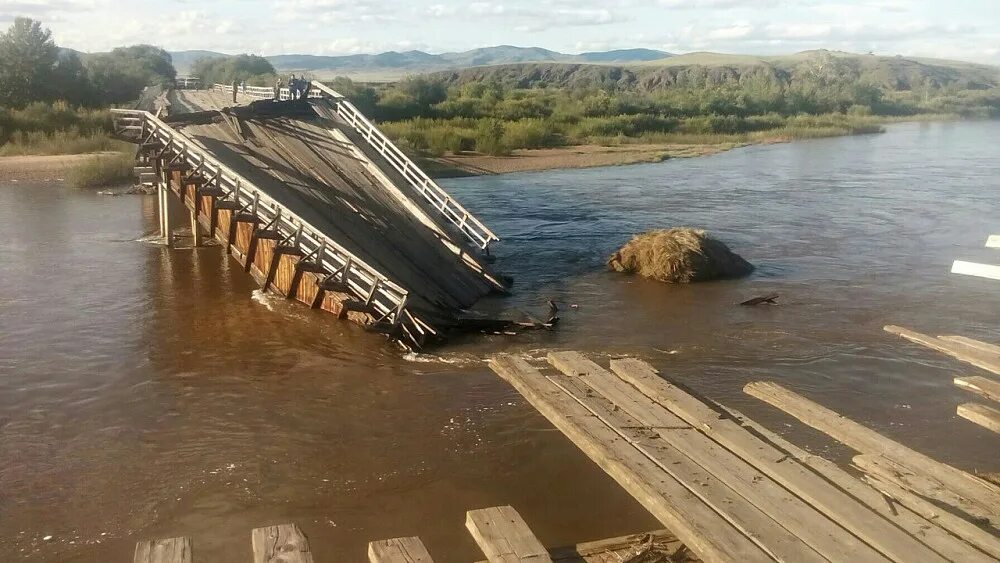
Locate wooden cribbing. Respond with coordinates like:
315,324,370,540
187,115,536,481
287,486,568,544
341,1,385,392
744,381,1000,529
368,536,434,562
958,402,1000,434
251,524,314,563
885,325,1000,376
466,505,552,563
490,355,773,563
548,353,884,563
133,537,192,563
955,376,1000,403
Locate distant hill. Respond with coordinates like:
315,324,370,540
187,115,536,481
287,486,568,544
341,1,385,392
429,50,1000,93
168,45,673,79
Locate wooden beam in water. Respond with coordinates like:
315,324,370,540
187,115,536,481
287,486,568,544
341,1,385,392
952,260,1000,281
884,325,1000,376
606,357,961,563
958,402,1000,434
466,505,552,563
489,355,773,563
549,353,889,563
134,537,192,563
940,335,1000,358
368,536,434,562
251,524,314,563
955,376,1000,403
716,404,997,563
986,235,1000,249
743,380,1000,528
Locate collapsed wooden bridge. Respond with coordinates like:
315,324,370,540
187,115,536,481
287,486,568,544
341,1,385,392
113,81,506,349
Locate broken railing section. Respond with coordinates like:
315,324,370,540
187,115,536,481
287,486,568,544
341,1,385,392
111,108,434,349
213,81,500,252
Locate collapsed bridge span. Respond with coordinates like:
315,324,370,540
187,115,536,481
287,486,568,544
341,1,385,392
113,82,508,349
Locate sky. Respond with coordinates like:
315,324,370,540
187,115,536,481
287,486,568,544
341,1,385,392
1,0,998,64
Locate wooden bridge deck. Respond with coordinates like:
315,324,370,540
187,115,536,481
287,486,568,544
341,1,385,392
114,84,506,347
489,352,1000,563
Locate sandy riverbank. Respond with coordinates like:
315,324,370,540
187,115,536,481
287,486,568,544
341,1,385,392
0,152,124,184
422,142,747,177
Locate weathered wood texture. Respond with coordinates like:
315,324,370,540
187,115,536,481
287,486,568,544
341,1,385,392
368,536,434,562
134,537,192,563
745,380,1000,531
490,355,771,563
885,325,1000,376
958,402,1000,434
955,376,1000,403
546,530,694,562
251,524,314,563
466,505,552,563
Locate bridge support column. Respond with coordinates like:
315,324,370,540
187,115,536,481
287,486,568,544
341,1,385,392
190,208,201,247
159,182,172,248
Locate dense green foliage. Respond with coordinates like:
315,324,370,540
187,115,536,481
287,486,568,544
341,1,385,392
0,18,175,108
331,56,1000,156
191,54,277,87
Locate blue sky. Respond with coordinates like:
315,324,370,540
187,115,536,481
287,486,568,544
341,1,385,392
2,0,998,64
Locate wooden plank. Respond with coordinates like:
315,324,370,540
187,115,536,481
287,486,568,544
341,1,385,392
608,358,950,563
252,524,314,563
955,376,1000,403
466,506,552,563
952,260,1000,281
717,405,996,563
133,537,192,563
546,530,691,562
862,474,1000,560
958,402,1000,434
368,536,434,562
549,352,880,563
940,336,1000,358
744,380,1000,528
885,325,1000,376
853,453,996,525
987,235,1000,249
489,355,773,563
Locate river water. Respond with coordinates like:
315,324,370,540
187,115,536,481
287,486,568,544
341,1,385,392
1,121,998,561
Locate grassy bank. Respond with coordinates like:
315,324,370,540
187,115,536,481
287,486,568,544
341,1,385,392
0,101,129,156
65,152,134,189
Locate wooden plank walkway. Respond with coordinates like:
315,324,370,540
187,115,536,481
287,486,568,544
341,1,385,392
488,352,995,563
134,513,681,562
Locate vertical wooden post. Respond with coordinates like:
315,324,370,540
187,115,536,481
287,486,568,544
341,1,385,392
161,182,172,248
190,208,201,247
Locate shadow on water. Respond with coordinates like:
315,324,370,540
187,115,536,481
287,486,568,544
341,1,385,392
0,121,998,560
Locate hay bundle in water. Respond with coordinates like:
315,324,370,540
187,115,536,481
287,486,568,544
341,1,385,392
607,228,753,283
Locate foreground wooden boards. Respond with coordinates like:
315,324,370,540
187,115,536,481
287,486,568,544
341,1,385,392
958,402,1000,434
884,325,1000,376
745,381,1000,530
251,524,314,563
368,536,434,563
952,260,1000,281
489,353,985,563
466,505,552,563
956,376,1000,403
491,354,772,563
134,537,192,563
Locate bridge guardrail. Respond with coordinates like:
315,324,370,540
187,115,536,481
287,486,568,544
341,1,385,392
212,81,499,250
112,108,430,347
212,83,322,101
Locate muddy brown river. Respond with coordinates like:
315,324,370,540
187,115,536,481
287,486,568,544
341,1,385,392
1,121,998,561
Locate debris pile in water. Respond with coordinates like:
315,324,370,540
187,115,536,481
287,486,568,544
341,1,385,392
607,227,753,283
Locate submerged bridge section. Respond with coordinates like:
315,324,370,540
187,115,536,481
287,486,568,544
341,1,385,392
113,81,505,349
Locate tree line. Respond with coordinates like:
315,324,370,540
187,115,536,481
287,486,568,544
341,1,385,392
0,18,176,108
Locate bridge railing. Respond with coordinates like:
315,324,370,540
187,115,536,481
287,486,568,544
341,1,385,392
309,81,499,250
210,81,499,250
112,108,431,347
